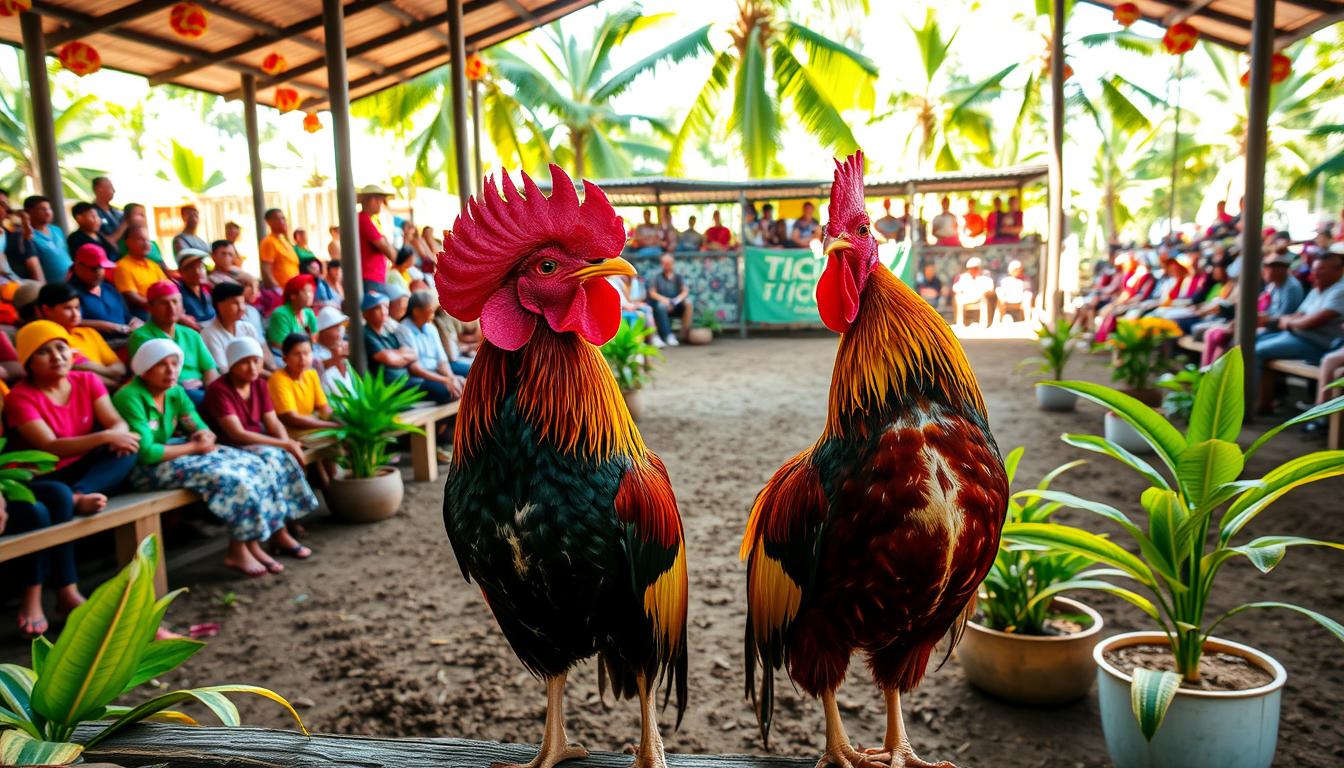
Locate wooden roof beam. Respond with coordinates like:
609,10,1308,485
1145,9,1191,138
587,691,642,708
1148,0,1255,30
1161,0,1219,25
45,0,180,48
378,4,452,45
1279,0,1344,14
192,0,386,74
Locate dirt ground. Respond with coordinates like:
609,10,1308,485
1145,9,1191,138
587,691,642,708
4,333,1343,767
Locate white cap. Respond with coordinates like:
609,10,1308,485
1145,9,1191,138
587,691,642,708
225,336,264,370
131,338,183,377
315,305,349,332
966,257,983,269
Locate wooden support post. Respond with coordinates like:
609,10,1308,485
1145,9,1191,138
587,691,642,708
20,11,67,232
1236,0,1274,412
1047,0,1065,324
448,0,473,207
241,74,267,246
324,0,367,373
115,517,167,596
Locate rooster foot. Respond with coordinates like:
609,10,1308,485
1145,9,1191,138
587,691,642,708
815,742,887,768
860,744,956,768
491,743,589,768
629,741,668,768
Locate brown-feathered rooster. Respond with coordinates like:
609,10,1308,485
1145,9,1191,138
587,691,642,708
437,165,688,768
742,151,1008,768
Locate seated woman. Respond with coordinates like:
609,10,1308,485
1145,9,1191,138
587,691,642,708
268,334,339,434
114,338,318,578
6,321,139,517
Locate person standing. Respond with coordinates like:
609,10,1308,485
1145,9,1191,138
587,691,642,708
23,196,68,282
172,205,210,257
327,225,341,262
996,195,1025,243
962,197,986,243
91,177,126,243
873,198,904,243
258,209,300,311
357,185,397,294
677,215,704,252
703,210,734,251
292,228,316,263
985,196,1004,244
930,196,962,247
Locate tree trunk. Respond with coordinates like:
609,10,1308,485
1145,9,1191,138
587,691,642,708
571,127,585,179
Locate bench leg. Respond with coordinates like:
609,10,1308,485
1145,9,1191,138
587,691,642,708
411,428,439,483
1330,411,1342,452
115,515,167,596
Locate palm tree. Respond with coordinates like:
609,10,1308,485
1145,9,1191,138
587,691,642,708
668,0,878,178
1072,76,1164,245
155,140,226,194
0,61,108,197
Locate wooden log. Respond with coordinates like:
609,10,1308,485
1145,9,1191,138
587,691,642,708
78,724,805,768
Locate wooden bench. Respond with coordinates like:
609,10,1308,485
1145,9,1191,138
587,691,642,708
398,400,460,482
1177,336,1205,354
1266,359,1342,451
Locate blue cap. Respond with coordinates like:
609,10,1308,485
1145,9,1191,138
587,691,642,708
361,291,389,311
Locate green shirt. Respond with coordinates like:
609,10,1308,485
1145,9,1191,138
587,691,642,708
128,323,218,384
266,304,317,347
117,238,167,266
295,245,317,262
112,378,206,464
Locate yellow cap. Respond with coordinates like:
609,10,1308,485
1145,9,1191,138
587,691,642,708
16,320,72,367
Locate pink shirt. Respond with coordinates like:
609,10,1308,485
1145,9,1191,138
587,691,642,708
4,371,107,468
359,211,388,285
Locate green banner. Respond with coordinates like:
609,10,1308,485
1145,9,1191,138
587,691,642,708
742,243,914,324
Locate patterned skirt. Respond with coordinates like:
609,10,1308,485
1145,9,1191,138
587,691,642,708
130,444,319,541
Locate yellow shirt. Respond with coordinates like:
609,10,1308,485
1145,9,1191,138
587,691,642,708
69,326,119,366
111,256,168,297
268,367,327,416
260,233,300,288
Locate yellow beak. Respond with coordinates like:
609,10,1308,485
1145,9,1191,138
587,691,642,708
572,257,637,281
823,235,853,256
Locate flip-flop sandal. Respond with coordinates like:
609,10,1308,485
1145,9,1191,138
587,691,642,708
258,558,285,574
19,615,49,638
272,543,313,560
225,560,268,578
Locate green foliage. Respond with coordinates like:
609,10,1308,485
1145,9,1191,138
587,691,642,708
308,371,425,479
155,140,226,195
1013,350,1344,740
0,438,57,504
0,65,108,198
1022,318,1081,381
1158,364,1204,421
1100,317,1182,392
601,317,662,393
978,448,1097,635
0,536,305,764
696,309,723,335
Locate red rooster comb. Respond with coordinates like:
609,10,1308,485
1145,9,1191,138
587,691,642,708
435,164,626,348
828,150,866,227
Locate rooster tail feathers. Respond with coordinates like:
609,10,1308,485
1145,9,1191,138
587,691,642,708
744,603,778,748
936,594,978,673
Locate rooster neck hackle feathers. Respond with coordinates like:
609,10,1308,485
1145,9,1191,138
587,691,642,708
823,267,987,439
454,328,646,463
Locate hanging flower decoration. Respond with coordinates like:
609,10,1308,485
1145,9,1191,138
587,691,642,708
1062,62,1074,81
0,0,33,17
1162,22,1198,55
262,52,287,76
274,87,301,113
168,3,208,39
464,53,487,81
58,42,102,76
1240,52,1294,87
303,112,322,133
1113,2,1140,28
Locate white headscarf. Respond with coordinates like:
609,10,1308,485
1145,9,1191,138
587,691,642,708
131,338,183,377
225,336,264,370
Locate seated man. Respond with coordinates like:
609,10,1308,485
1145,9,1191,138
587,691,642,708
174,249,215,330
995,259,1034,323
128,280,219,405
268,333,339,433
68,243,138,349
312,305,348,365
1255,246,1344,412
361,291,458,404
35,282,126,388
915,263,945,309
112,223,168,320
396,290,466,401
647,253,693,347
208,240,248,287
703,210,734,251
952,256,995,328
201,281,273,377
677,216,703,252
627,209,665,257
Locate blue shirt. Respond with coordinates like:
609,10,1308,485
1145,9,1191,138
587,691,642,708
177,281,216,325
71,274,131,326
96,205,123,237
31,225,70,281
1267,277,1305,319
315,277,337,304
395,320,446,372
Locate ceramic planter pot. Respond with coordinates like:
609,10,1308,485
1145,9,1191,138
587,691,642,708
1035,383,1078,412
623,389,643,421
1094,631,1286,768
325,466,404,523
687,327,713,345
1105,411,1154,454
958,596,1103,705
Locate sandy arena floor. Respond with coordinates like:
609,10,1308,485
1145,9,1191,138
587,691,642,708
3,332,1341,767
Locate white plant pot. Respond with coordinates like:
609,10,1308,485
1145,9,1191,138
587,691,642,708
1035,383,1078,412
1095,631,1286,768
1105,412,1153,454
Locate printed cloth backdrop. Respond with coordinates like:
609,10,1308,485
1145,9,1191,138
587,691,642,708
629,252,741,324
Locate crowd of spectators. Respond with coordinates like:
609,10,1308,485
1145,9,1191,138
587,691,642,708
0,178,478,636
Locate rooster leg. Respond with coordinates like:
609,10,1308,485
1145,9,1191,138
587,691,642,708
859,689,955,768
491,673,589,768
631,671,667,768
815,689,884,768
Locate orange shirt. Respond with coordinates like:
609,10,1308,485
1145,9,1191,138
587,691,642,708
260,233,300,288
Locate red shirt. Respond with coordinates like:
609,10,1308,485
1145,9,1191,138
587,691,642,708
705,225,732,247
963,212,985,238
203,376,274,442
4,371,106,469
358,211,388,285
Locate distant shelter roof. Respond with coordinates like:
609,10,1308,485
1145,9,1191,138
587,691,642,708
0,0,602,109
1078,0,1344,50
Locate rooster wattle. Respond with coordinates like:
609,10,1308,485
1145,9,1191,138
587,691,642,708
438,165,688,768
742,151,1008,768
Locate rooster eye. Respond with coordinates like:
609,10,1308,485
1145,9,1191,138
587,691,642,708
857,224,871,238
537,259,559,275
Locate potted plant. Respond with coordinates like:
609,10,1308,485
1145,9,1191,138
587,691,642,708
958,447,1105,705
1157,364,1203,423
0,536,305,765
1098,317,1182,452
309,371,425,523
1023,319,1083,411
1018,350,1344,768
688,309,720,346
601,317,663,420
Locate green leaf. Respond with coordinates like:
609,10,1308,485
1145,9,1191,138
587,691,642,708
1187,348,1243,444
1003,522,1157,588
121,638,205,694
1061,433,1170,489
1131,668,1181,741
1219,451,1344,542
83,684,308,749
1175,439,1243,509
0,729,82,766
1227,536,1344,574
1003,446,1024,486
1142,488,1190,573
0,664,38,738
1044,381,1186,472
1209,601,1344,646
1027,578,1161,622
1246,396,1344,460
30,637,52,679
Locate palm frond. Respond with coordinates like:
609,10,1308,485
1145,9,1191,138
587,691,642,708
730,26,779,179
666,50,733,175
593,24,715,103
770,43,859,162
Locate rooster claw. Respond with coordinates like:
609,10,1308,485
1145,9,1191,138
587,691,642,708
859,746,956,768
491,743,589,768
816,744,889,768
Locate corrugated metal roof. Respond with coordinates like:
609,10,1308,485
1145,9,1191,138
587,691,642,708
0,0,601,108
1078,1,1344,51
